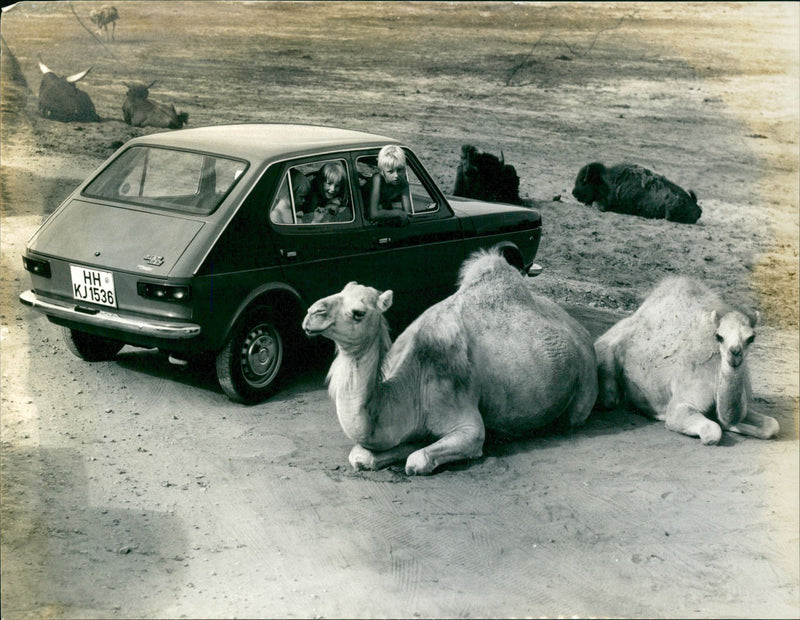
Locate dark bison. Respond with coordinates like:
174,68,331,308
122,81,189,129
453,145,523,205
572,162,702,224
37,58,100,123
89,5,119,41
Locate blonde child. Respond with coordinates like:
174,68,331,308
367,145,411,226
307,162,351,223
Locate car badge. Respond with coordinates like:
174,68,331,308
143,254,165,266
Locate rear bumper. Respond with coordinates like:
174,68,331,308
19,290,201,340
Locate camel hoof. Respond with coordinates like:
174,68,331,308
349,445,377,470
765,417,780,439
405,450,434,476
700,426,723,445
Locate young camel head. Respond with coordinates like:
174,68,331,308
302,282,393,356
712,309,758,369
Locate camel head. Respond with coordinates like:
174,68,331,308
302,282,393,355
712,309,758,369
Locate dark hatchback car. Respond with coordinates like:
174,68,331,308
20,124,542,403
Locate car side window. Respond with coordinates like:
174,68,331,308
405,163,438,214
269,159,354,226
356,152,438,217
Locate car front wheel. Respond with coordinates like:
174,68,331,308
62,327,124,361
215,306,286,404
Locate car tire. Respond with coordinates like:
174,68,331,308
62,327,124,361
216,306,286,404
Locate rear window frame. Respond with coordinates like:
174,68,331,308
81,145,250,216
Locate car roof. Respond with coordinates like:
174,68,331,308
128,123,401,162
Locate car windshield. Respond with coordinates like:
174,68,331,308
83,146,248,215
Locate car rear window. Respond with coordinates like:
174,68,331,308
83,146,248,215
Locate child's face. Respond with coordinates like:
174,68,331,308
323,178,341,200
381,164,404,185
294,184,309,205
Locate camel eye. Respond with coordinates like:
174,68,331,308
746,334,755,345
715,333,724,343
351,309,366,321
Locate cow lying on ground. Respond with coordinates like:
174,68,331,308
38,58,100,122
453,145,523,205
122,81,189,129
572,162,702,224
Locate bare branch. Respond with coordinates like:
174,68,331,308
505,9,640,86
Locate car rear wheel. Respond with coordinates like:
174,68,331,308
62,327,124,361
216,306,286,404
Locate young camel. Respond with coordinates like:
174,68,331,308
594,276,779,444
302,249,598,475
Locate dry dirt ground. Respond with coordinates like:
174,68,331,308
1,2,798,618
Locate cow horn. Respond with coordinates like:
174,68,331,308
38,58,51,75
500,150,505,166
66,67,92,83
147,80,157,89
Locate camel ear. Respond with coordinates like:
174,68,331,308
377,290,393,313
750,311,760,328
710,310,721,327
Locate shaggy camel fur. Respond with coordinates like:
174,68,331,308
595,276,779,444
302,249,598,475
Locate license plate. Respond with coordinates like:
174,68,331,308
70,265,117,308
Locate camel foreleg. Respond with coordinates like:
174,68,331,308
348,443,423,471
594,322,629,409
724,410,780,440
405,421,485,476
665,397,722,445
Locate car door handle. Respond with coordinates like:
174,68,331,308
280,249,298,260
374,237,392,247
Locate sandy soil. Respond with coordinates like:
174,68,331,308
1,2,798,618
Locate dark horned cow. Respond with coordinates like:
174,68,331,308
453,144,523,205
572,162,702,224
90,5,119,41
38,58,100,123
122,81,189,129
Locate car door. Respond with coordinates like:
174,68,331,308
268,154,374,305
355,149,465,328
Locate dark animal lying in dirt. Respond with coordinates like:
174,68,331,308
37,58,100,122
90,5,119,41
453,145,523,205
122,81,189,129
572,162,702,224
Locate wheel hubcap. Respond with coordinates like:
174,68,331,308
240,324,281,387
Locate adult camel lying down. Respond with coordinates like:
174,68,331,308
594,276,780,445
302,249,598,475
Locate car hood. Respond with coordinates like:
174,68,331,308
27,199,204,277
448,196,541,231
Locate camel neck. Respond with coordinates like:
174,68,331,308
327,322,392,447
715,359,746,426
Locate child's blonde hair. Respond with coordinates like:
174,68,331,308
377,145,406,172
321,162,346,186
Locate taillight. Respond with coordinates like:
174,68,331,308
22,256,51,278
137,282,191,303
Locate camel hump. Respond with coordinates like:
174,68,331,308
457,247,518,289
